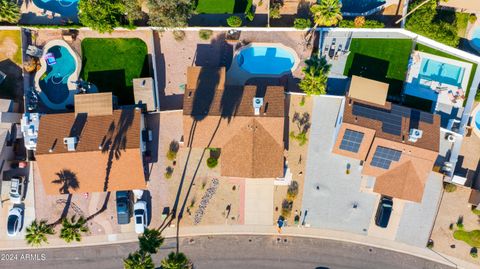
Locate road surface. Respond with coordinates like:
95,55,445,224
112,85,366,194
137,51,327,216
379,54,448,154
0,235,453,269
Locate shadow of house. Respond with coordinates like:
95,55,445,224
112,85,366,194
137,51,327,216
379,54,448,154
0,59,22,102
87,70,132,105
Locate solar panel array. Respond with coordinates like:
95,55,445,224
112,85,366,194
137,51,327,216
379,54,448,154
371,146,402,169
340,129,364,153
351,102,434,136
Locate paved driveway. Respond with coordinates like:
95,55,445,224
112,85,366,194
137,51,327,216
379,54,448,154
301,96,377,235
244,179,274,226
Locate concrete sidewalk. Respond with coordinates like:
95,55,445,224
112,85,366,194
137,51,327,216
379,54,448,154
0,224,477,269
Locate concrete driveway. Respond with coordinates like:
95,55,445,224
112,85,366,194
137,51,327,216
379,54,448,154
244,179,274,226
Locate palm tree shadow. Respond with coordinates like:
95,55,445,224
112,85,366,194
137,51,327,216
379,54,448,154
49,169,79,226
86,192,111,222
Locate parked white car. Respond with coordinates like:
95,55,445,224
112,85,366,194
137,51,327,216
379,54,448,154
9,177,24,204
134,201,148,234
7,207,23,237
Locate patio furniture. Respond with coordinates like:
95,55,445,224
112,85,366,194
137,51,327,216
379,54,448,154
334,44,343,60
26,45,43,58
328,38,336,59
44,53,56,65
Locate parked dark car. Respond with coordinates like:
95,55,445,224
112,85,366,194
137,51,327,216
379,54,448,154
116,191,132,225
375,197,393,228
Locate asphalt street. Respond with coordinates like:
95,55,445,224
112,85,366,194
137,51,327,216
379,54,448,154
0,235,454,269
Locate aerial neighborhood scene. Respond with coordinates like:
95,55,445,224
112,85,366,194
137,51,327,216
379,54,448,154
1,0,480,268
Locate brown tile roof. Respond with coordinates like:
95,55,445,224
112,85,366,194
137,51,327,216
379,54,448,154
183,67,285,178
343,97,440,152
74,93,113,116
373,160,425,203
35,108,145,194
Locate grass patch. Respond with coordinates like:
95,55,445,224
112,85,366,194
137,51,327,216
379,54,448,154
81,38,149,105
343,38,412,100
454,230,480,247
195,0,251,14
415,44,478,104
456,12,469,38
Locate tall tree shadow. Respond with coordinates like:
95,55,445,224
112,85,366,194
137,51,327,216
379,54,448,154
49,169,79,226
86,192,111,222
101,109,135,191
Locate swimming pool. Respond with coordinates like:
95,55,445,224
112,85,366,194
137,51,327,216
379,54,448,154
475,109,480,131
470,26,480,52
38,45,76,104
236,43,298,75
341,0,386,14
33,0,79,18
418,58,465,87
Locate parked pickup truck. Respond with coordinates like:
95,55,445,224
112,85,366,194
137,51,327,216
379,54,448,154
116,191,132,225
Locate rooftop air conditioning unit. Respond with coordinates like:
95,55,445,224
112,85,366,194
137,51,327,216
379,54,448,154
253,97,263,116
408,128,423,143
447,133,456,143
63,137,78,152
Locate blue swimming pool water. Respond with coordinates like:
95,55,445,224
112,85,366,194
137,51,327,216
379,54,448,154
38,45,76,104
470,27,480,52
419,58,465,87
237,45,296,75
475,110,480,130
341,0,386,13
33,0,79,18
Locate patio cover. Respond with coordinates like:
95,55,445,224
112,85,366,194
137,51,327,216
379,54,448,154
348,75,388,106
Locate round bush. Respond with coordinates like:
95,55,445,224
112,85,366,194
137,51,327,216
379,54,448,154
294,18,311,29
206,157,218,168
199,29,213,40
470,14,477,24
444,182,457,193
227,16,242,27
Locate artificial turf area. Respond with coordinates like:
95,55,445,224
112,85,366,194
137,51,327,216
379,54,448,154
195,0,251,14
343,38,413,100
81,38,149,105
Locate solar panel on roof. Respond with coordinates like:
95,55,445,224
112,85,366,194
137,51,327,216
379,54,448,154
352,103,403,136
339,129,364,153
370,146,402,170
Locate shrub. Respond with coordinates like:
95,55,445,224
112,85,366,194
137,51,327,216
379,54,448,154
470,13,477,24
457,223,464,230
245,1,255,21
472,206,480,216
199,29,213,40
281,199,293,218
427,239,434,249
338,19,384,28
166,140,179,160
287,181,299,201
454,230,480,247
290,131,308,146
471,247,478,258
227,16,242,27
164,166,173,179
270,3,282,19
294,18,311,29
354,16,366,27
444,182,457,193
206,157,218,168
173,30,186,41
299,96,306,106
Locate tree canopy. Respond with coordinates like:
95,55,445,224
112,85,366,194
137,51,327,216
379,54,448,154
0,0,20,24
299,56,331,95
310,0,342,27
78,0,125,33
147,0,193,28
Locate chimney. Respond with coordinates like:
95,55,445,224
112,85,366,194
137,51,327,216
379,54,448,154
63,137,78,151
253,97,263,116
408,128,423,143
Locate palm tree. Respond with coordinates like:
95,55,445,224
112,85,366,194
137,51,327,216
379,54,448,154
123,251,155,269
25,219,55,247
139,228,164,254
310,0,343,27
60,215,89,243
161,251,192,269
299,55,331,95
0,0,20,24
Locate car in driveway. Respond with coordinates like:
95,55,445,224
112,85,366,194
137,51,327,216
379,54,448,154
116,191,132,225
7,207,23,237
134,201,148,234
9,177,24,204
375,197,393,228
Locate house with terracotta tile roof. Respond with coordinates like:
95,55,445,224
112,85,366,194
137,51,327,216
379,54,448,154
183,66,286,178
332,77,441,203
35,93,147,195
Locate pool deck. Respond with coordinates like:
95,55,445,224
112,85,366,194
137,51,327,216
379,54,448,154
405,51,473,109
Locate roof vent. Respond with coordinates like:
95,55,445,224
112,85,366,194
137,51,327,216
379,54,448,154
63,137,78,151
408,128,423,143
253,97,263,116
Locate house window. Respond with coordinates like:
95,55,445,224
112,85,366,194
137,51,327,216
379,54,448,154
339,129,364,153
370,146,402,169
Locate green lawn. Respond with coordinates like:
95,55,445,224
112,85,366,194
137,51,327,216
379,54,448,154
81,38,149,105
454,230,480,247
195,0,251,14
416,44,478,104
343,38,413,99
